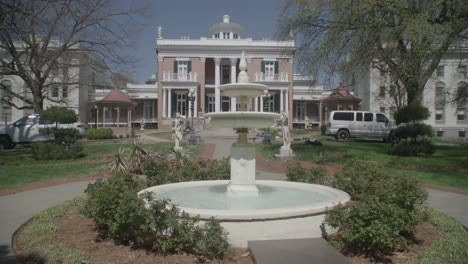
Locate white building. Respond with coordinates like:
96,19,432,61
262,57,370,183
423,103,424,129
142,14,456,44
350,44,468,139
0,45,107,124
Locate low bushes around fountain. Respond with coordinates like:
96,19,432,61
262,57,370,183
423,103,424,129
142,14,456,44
286,160,429,260
83,172,230,261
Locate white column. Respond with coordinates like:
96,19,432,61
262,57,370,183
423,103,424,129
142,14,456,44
319,101,323,124
260,97,264,112
254,97,258,112
163,89,167,118
168,89,172,118
230,58,237,112
102,107,106,127
215,58,221,112
285,91,289,115
96,108,99,128
188,91,192,118
194,91,198,118
280,90,284,112
116,107,120,127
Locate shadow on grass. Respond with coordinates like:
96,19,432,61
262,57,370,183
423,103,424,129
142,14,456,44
1,243,47,264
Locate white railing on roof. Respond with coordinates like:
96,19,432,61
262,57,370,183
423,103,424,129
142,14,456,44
254,72,289,82
162,72,198,82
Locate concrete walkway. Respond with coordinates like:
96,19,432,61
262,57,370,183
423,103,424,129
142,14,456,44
0,181,93,264
1,128,467,264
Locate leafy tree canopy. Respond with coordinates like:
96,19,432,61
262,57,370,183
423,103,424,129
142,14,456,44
280,0,468,107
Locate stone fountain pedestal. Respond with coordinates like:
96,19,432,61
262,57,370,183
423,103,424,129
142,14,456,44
274,146,296,160
227,143,258,196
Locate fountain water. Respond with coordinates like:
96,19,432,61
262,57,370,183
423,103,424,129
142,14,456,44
139,51,350,247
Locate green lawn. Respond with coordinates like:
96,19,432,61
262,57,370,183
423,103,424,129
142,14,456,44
257,137,468,190
0,142,205,190
146,131,173,140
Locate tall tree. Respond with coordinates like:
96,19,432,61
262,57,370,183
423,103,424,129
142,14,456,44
280,0,468,107
0,0,146,113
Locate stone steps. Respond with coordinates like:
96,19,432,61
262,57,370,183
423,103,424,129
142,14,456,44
248,238,349,264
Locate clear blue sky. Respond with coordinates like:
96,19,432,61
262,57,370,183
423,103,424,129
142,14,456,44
123,0,286,83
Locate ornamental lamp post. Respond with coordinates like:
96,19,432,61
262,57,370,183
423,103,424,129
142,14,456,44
187,88,197,145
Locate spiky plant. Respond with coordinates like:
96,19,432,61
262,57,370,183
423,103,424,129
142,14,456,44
127,137,154,173
109,147,129,173
167,147,192,164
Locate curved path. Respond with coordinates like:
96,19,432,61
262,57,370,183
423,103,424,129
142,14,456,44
1,130,467,263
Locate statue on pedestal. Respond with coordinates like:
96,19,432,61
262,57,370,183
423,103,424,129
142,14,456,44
280,111,291,149
173,113,183,150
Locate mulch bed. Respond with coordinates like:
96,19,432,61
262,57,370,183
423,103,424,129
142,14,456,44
15,203,254,264
345,222,442,263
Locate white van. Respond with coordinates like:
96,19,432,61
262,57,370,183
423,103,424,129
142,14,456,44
326,111,395,141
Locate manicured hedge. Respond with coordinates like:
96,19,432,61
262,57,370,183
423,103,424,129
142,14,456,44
86,128,113,140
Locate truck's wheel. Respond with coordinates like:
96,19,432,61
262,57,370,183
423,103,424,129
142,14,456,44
0,135,15,150
337,130,350,140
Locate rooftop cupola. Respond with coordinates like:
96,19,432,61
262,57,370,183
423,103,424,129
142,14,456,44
210,15,242,40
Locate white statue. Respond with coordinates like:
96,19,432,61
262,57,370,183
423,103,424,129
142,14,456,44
173,113,183,150
280,111,291,149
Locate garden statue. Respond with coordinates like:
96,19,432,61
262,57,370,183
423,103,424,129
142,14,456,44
275,111,295,158
280,111,291,149
173,113,183,150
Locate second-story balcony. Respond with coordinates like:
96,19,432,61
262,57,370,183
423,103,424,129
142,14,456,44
254,72,289,82
162,71,198,82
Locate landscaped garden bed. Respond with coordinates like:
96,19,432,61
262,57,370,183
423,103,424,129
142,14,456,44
257,136,468,191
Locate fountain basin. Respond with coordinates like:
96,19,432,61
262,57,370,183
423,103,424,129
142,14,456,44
219,83,268,97
205,112,281,128
139,180,350,246
140,180,349,220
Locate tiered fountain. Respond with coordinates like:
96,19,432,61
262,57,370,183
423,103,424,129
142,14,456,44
140,52,349,247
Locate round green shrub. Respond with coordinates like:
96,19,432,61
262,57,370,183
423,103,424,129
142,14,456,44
394,104,430,125
388,139,434,156
83,173,229,260
393,123,433,140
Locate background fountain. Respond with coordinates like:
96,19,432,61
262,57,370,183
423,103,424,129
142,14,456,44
140,51,350,247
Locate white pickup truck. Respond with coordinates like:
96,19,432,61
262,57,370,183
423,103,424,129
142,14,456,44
0,114,86,149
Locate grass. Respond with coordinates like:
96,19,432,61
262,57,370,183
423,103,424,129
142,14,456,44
0,141,204,191
16,197,87,264
146,130,173,140
257,137,468,190
404,207,468,264
17,198,468,264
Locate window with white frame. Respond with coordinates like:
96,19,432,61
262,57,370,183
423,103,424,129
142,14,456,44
457,65,467,79
176,93,187,116
436,65,445,77
435,82,446,107
177,61,188,80
207,94,215,113
62,86,68,98
221,96,230,112
435,108,444,122
457,108,465,121
51,85,59,97
436,130,444,137
459,130,466,138
456,82,467,106
379,86,385,97
263,94,275,112
294,101,306,121
144,100,154,120
264,61,275,79
1,80,12,122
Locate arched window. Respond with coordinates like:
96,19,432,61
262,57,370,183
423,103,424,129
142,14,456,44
435,82,445,107
456,82,467,106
